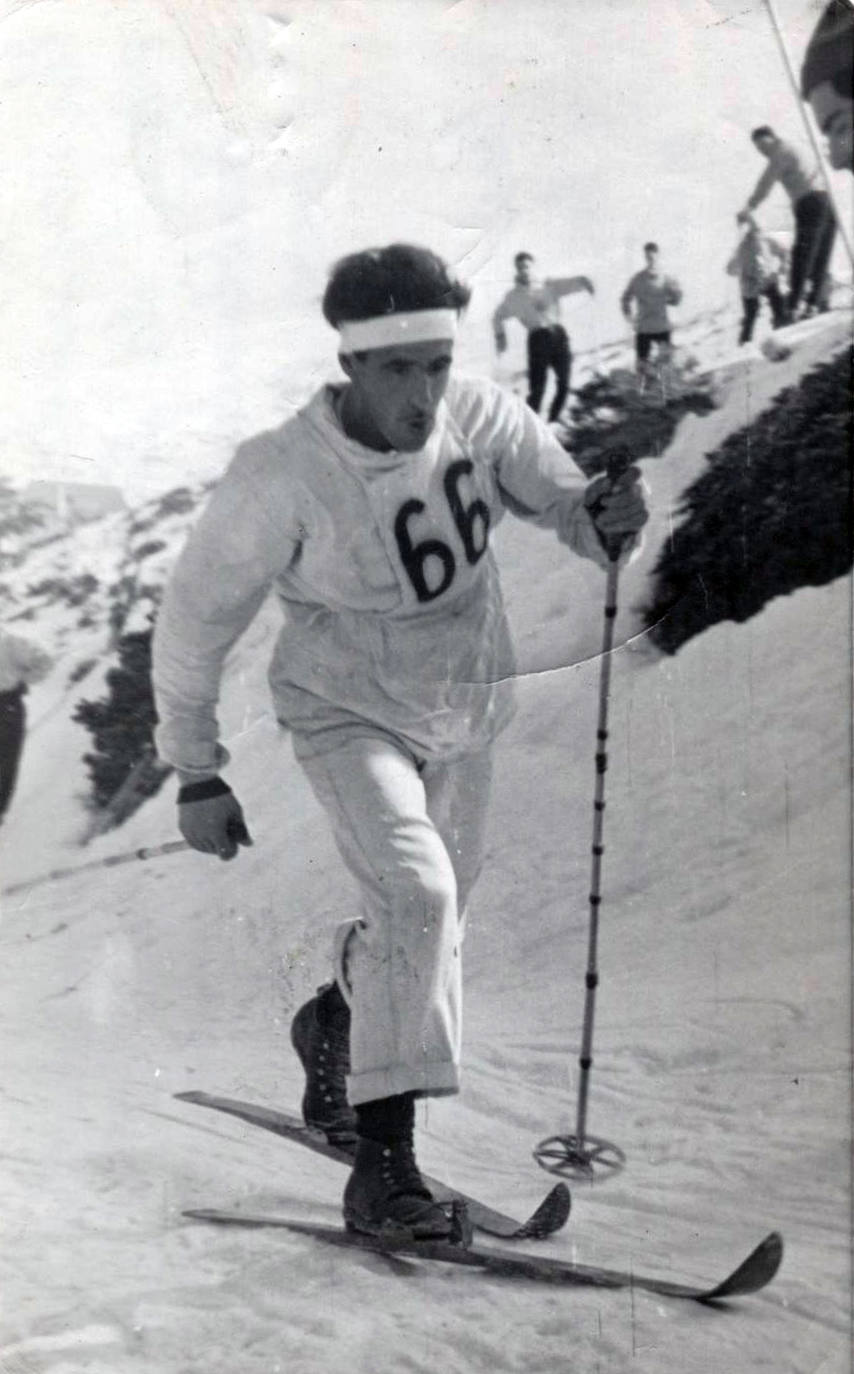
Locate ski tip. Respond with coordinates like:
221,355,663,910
762,1230,784,1257
745,1230,785,1284
704,1230,784,1302
516,1182,572,1239
175,1090,208,1105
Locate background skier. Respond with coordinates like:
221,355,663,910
492,252,594,424
620,243,683,389
739,126,836,317
728,212,789,343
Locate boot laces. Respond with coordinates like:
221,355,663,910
315,1029,348,1107
379,1140,431,1201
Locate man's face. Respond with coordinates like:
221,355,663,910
342,338,455,452
515,256,534,285
644,247,659,270
808,80,854,171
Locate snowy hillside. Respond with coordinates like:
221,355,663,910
0,481,213,865
0,316,850,1373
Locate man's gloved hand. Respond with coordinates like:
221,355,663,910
584,463,649,558
177,777,252,861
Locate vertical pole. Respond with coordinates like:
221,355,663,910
572,550,620,1151
534,448,630,1178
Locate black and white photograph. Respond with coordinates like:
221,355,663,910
0,1,851,1369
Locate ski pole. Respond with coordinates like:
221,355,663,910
534,449,631,1180
0,839,190,899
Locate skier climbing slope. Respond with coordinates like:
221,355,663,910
152,242,647,1241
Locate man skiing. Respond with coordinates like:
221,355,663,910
152,243,647,1241
620,243,682,388
800,0,853,174
492,252,594,424
727,213,788,344
739,126,836,317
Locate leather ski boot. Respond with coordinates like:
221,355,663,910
290,982,357,1152
343,1134,465,1241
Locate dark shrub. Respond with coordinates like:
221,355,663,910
73,626,171,820
643,347,852,653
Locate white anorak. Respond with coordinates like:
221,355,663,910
492,277,588,334
153,376,614,776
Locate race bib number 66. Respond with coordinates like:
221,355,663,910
393,458,490,603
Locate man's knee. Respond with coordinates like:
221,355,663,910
394,859,458,926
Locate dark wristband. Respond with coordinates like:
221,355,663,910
177,777,232,804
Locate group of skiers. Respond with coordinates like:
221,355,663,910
492,241,683,409
493,114,844,422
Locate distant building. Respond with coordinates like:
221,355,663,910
21,481,125,525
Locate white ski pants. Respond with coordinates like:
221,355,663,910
295,728,493,1106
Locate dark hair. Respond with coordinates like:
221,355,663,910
514,251,534,267
322,243,470,327
751,125,775,140
801,0,854,99
643,241,659,253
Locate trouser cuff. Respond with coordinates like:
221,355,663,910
347,1060,460,1107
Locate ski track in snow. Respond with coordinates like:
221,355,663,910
0,322,851,1369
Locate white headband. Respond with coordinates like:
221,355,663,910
338,309,458,353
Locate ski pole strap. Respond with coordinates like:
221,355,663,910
177,777,232,804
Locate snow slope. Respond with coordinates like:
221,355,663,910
0,319,850,1373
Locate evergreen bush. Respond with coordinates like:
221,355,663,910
73,627,170,819
642,347,852,653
